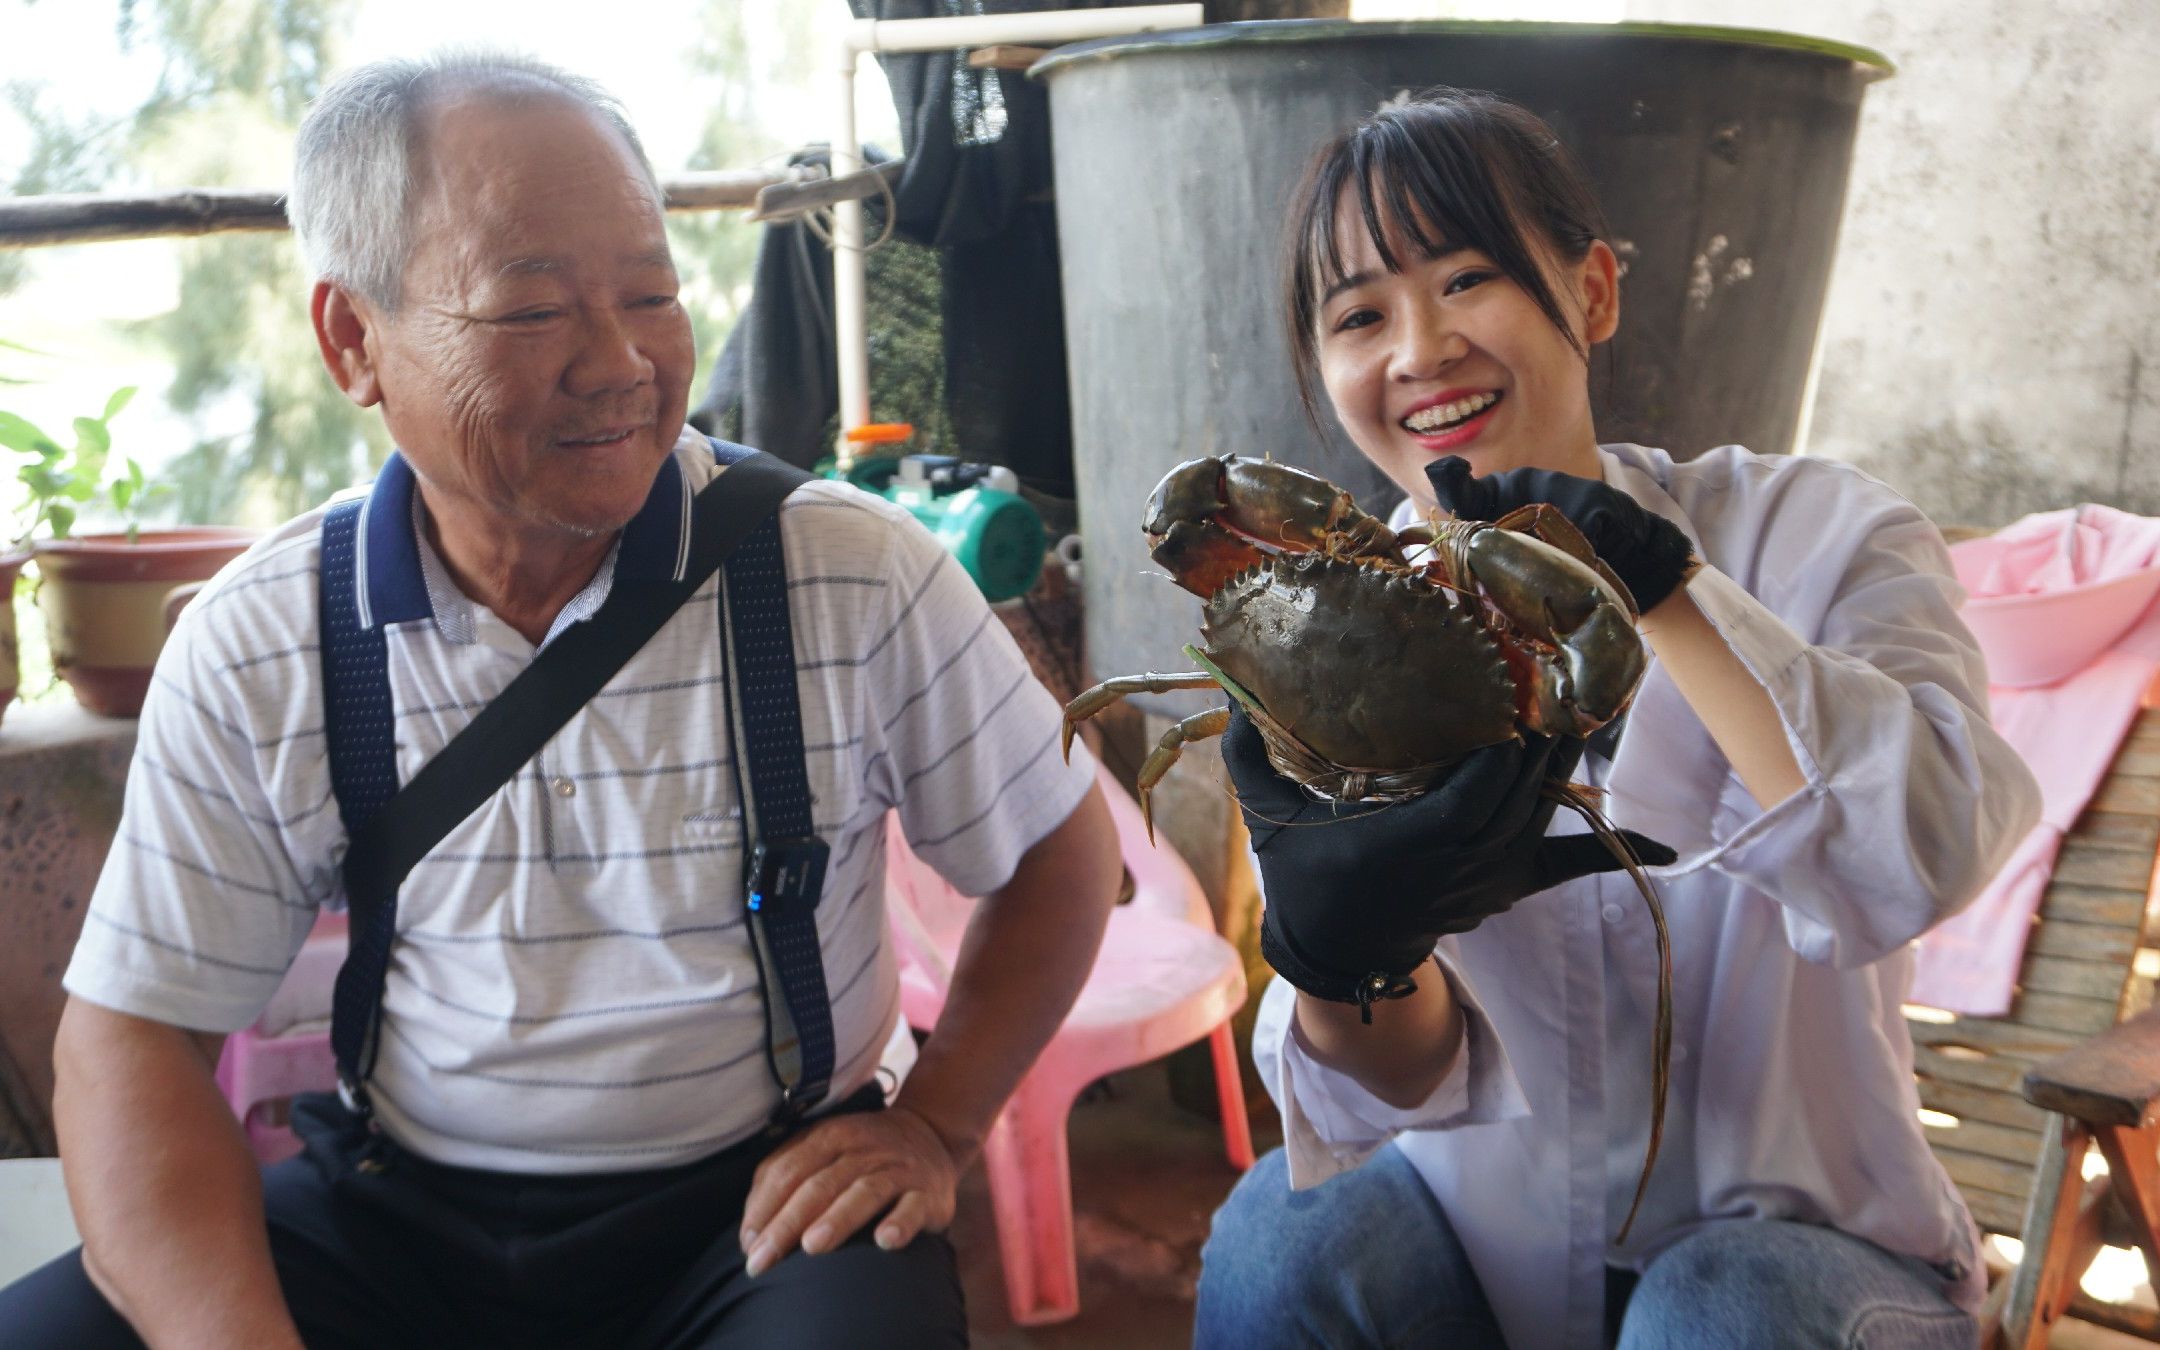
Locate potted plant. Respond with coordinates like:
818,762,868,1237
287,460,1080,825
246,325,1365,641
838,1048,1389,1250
0,544,25,727
1,386,255,718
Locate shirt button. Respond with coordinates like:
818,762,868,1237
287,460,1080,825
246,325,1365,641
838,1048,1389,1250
1601,903,1626,924
552,777,577,798
1671,1044,1689,1063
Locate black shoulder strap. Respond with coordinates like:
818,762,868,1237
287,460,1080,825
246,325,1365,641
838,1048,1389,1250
719,462,835,1124
318,447,811,1110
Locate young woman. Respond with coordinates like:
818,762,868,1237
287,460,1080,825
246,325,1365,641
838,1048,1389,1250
1193,90,2041,1349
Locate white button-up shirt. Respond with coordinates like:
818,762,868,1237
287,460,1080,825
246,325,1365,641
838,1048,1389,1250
1255,443,2043,1350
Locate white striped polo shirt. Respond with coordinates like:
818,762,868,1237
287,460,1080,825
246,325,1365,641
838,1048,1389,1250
64,429,1096,1173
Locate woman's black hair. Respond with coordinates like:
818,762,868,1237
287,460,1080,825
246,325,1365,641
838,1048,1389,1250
1283,88,1610,426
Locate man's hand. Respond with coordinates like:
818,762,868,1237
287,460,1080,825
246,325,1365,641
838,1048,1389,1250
734,784,1119,1277
738,1105,961,1277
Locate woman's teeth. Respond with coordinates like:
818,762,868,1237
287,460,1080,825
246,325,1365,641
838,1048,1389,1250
1402,392,1499,433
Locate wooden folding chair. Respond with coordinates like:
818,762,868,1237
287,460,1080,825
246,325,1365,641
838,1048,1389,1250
1907,703,2160,1345
1999,1005,2160,1344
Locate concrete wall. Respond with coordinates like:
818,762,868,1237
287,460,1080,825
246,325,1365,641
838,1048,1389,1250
1623,0,2160,526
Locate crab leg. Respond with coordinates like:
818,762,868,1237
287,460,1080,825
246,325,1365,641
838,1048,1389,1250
1550,782,1672,1245
1060,672,1220,762
1135,706,1233,843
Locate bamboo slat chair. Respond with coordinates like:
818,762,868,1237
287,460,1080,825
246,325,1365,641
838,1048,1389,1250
1907,702,2160,1344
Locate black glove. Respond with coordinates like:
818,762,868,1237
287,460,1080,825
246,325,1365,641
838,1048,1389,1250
1425,455,1698,615
1224,704,1677,1014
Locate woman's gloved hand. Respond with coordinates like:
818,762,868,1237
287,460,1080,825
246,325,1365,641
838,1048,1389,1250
1425,455,1698,615
1224,703,1676,1015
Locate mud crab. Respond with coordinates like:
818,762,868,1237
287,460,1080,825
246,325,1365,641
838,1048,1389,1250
1062,453,1649,817
1062,453,1672,1240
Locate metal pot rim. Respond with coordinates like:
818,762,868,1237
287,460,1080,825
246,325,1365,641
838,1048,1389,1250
1030,18,1894,84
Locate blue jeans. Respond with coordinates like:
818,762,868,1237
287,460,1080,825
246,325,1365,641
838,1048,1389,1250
1195,1147,1978,1349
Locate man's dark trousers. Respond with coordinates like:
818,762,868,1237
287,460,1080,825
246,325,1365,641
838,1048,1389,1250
0,1087,966,1348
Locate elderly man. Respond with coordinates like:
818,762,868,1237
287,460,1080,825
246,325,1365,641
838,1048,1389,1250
0,52,1118,1348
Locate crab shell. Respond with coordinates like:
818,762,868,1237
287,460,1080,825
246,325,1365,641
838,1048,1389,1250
1201,551,1519,780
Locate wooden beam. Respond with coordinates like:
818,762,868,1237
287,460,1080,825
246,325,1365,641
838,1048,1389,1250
748,160,908,223
2092,1123,2160,1288
660,169,796,213
1924,1115,2044,1168
2025,1005,2160,1127
2009,989,2125,1040
967,44,1053,70
2066,1289,2160,1338
1,169,795,249
1909,1016,2081,1061
2000,1117,2102,1349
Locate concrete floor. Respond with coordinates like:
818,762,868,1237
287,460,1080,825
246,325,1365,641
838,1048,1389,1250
2055,1322,2154,1349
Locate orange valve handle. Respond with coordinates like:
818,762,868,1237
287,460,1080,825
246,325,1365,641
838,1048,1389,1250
844,422,915,445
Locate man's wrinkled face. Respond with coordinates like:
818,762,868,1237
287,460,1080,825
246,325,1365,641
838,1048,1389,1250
366,92,694,541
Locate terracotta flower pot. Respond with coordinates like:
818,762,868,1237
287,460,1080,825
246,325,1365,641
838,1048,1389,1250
32,528,259,717
0,549,29,728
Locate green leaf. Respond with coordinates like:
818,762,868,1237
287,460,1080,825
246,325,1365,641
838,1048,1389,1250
101,386,137,420
47,503,73,539
0,411,58,456
73,416,111,461
111,478,134,512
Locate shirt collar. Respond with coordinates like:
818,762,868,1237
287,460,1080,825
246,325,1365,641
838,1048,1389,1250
353,434,699,631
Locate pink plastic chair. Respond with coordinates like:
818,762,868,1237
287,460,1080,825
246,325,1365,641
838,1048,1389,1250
884,764,1254,1325
214,912,344,1165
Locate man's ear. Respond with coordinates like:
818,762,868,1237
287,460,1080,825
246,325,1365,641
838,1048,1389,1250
1579,240,1621,348
311,279,384,408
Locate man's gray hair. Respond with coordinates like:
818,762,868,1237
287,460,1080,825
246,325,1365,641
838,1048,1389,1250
288,50,663,310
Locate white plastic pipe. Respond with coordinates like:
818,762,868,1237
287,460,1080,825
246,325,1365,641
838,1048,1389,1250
833,49,871,438
830,4,1204,453
843,4,1205,55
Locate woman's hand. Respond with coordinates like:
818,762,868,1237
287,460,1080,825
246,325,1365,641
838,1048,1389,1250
1224,704,1673,1013
1429,455,1809,809
1425,455,1698,615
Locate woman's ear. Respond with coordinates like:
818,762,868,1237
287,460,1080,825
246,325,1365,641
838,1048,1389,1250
1578,240,1621,347
311,280,384,408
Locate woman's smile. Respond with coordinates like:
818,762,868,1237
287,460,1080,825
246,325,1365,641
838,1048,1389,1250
1399,388,1504,451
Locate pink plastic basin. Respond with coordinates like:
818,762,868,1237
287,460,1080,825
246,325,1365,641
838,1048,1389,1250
1951,539,2160,688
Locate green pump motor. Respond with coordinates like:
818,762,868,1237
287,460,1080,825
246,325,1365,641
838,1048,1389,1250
826,441,1046,604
